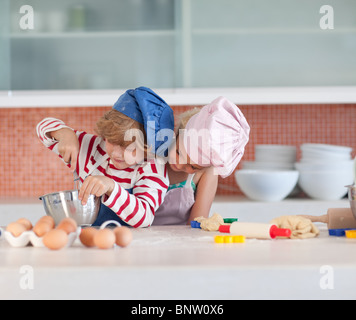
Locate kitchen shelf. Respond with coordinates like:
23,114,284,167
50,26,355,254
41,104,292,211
192,27,356,36
10,30,176,39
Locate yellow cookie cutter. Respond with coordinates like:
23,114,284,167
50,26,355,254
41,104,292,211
214,235,245,244
345,230,356,239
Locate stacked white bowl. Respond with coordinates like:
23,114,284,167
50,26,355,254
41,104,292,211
243,145,297,170
235,145,299,201
296,143,354,200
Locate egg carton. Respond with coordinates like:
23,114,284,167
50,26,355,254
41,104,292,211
1,227,81,248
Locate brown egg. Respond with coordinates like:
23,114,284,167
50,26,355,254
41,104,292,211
43,229,68,250
79,227,98,248
16,218,33,231
33,221,54,237
38,216,55,228
6,222,27,237
57,218,77,234
93,228,115,249
113,226,133,247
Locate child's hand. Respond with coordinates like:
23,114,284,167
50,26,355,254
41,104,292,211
78,176,115,205
50,128,79,172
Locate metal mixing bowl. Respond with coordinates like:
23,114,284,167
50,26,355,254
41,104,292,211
346,185,356,220
39,190,101,226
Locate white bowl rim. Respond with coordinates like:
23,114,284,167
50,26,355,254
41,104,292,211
255,144,297,150
236,169,299,175
301,143,352,153
242,161,294,170
295,160,354,165
295,169,352,173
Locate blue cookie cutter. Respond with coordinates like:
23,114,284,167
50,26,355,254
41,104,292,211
329,228,354,237
190,221,201,229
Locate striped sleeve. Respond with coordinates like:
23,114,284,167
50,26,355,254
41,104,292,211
36,117,97,174
102,160,169,228
36,117,72,148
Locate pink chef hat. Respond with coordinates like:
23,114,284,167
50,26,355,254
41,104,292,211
182,96,250,178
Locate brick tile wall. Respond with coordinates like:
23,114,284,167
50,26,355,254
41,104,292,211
0,104,355,198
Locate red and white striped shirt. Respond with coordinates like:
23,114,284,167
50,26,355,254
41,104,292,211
36,117,169,228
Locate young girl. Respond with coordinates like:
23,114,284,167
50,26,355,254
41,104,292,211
152,96,250,225
36,87,174,228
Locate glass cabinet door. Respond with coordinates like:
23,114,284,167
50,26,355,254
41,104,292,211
186,0,356,87
0,0,10,90
9,0,176,90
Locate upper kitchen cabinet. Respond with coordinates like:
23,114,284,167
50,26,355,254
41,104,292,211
7,0,176,90
185,0,356,87
2,0,356,90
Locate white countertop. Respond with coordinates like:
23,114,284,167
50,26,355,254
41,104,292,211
0,197,355,300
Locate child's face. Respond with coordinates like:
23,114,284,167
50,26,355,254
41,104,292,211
105,140,143,169
168,137,204,174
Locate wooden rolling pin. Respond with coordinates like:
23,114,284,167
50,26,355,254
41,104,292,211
299,208,356,229
219,222,291,239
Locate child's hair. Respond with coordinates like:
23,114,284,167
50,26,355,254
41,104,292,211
95,109,148,153
176,107,201,131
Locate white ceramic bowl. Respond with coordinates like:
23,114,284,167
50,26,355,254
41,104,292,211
295,160,354,172
300,143,352,163
255,145,297,163
300,156,351,163
297,170,354,200
242,161,295,171
301,150,351,162
301,143,352,155
235,169,299,202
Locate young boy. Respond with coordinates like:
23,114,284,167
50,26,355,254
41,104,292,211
36,87,174,228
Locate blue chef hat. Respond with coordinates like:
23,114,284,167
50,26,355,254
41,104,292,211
113,87,174,157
